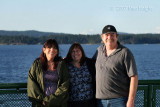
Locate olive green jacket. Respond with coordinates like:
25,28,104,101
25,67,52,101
27,58,69,107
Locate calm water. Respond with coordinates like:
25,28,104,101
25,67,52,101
0,44,160,83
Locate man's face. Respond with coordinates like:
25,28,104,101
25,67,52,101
101,32,118,47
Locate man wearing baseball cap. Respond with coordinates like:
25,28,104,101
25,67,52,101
93,25,138,107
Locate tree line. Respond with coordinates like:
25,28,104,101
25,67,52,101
0,33,160,44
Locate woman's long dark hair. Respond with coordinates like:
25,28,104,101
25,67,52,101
66,42,86,66
40,39,61,71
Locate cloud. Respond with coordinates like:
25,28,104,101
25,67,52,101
80,29,96,35
156,27,160,34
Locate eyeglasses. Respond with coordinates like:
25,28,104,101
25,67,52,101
71,50,81,54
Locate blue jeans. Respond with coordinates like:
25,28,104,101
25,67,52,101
97,97,128,107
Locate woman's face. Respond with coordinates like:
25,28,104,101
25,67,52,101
43,46,58,61
71,47,82,62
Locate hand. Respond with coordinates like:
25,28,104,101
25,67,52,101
126,99,135,107
42,101,45,106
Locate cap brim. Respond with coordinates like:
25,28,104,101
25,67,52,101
102,31,117,34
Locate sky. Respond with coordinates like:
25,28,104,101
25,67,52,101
0,0,160,34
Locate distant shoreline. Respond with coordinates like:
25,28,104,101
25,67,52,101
1,30,160,44
0,43,160,45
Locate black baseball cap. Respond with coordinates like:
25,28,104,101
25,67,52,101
102,25,117,34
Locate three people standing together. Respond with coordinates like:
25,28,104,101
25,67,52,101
27,25,138,107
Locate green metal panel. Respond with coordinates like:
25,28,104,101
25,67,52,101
0,83,31,106
152,85,160,107
0,93,31,106
136,86,148,107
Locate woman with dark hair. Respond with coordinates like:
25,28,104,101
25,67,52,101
65,42,96,107
27,39,69,107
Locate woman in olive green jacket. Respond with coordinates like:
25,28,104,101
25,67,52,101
27,39,69,107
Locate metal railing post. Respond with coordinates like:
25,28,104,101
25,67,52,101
148,84,153,107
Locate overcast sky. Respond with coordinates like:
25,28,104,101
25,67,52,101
0,0,160,34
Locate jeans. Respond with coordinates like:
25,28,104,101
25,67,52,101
97,97,128,107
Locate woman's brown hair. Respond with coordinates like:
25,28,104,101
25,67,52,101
40,39,61,71
66,42,86,66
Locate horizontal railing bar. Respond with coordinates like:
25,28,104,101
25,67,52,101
0,83,26,89
138,80,160,85
0,89,27,94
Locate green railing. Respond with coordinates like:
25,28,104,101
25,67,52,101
136,80,160,107
0,80,160,107
0,83,31,107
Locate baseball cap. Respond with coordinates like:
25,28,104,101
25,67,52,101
102,25,117,34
